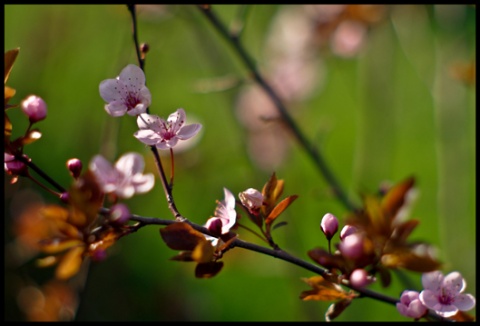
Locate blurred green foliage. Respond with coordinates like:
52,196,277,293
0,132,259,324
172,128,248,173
4,4,475,321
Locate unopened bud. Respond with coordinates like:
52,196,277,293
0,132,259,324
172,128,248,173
340,225,357,240
67,158,82,179
239,188,264,212
60,192,70,203
109,203,130,225
4,153,28,176
349,268,374,288
21,95,47,123
320,213,338,240
205,217,223,235
339,233,364,260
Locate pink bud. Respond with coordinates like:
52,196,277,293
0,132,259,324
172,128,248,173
396,290,427,319
349,268,374,288
21,95,47,123
110,203,130,225
340,225,358,240
4,153,28,176
205,217,223,235
67,158,83,179
60,192,70,203
239,188,264,211
91,248,107,262
338,233,364,260
320,213,338,240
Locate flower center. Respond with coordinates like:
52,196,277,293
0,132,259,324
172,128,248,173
125,94,140,111
439,289,454,305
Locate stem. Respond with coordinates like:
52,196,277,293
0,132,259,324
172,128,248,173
124,212,445,321
169,147,174,187
197,5,358,212
19,155,66,193
127,6,183,222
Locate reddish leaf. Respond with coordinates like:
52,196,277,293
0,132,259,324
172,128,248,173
195,261,224,278
381,176,415,221
381,247,442,272
160,222,207,251
391,219,420,243
55,246,85,280
261,172,284,216
308,247,346,271
68,170,104,227
191,239,215,263
265,195,298,225
325,298,353,322
169,251,195,262
5,48,19,84
19,129,42,145
300,276,353,301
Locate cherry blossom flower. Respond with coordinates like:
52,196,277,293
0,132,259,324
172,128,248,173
89,152,154,199
239,188,264,213
134,109,202,150
419,270,476,318
397,290,428,319
99,64,151,117
205,188,237,235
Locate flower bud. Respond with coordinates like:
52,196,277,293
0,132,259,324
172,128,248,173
338,233,364,260
66,158,82,179
320,213,338,240
239,188,264,212
60,192,70,203
396,290,427,319
109,203,130,225
340,224,357,240
205,217,223,235
349,268,374,288
21,95,47,123
4,153,28,176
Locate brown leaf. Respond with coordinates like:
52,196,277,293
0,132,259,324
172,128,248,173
325,298,353,322
265,195,298,225
55,246,85,280
300,276,352,301
391,219,420,243
39,239,84,254
5,48,19,84
381,176,415,221
169,251,195,262
308,247,346,271
195,261,224,278
160,222,208,251
449,310,476,322
68,170,104,227
261,172,284,216
381,247,442,272
191,239,215,263
364,195,389,235
19,129,42,145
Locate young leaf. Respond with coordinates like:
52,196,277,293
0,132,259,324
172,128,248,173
265,195,298,226
325,298,353,322
5,48,19,84
195,261,224,278
300,276,354,301
160,222,208,251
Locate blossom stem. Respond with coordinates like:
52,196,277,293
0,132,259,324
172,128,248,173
197,5,358,213
18,154,66,193
169,147,175,188
127,5,144,72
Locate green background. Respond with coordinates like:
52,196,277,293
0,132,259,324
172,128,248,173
4,5,476,321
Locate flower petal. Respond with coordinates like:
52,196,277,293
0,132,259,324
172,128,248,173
115,152,144,175
168,108,186,133
105,102,128,117
134,129,162,146
454,293,476,311
127,103,148,116
422,271,443,292
99,79,127,103
177,123,202,140
443,271,465,295
131,173,155,193
137,113,164,132
118,64,146,90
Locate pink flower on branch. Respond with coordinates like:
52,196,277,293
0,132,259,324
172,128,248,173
99,64,151,117
397,290,427,319
134,109,202,150
205,188,237,236
419,271,476,318
89,152,155,199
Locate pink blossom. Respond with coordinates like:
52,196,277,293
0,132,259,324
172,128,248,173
349,268,375,288
320,213,338,240
338,233,364,260
89,152,155,199
21,95,47,123
339,224,358,240
397,290,428,319
419,271,476,318
205,188,237,235
239,188,264,212
134,109,202,150
99,64,151,117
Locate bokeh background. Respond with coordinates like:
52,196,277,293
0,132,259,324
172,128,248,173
4,4,475,321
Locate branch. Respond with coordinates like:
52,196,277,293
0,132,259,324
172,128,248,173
197,5,358,212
